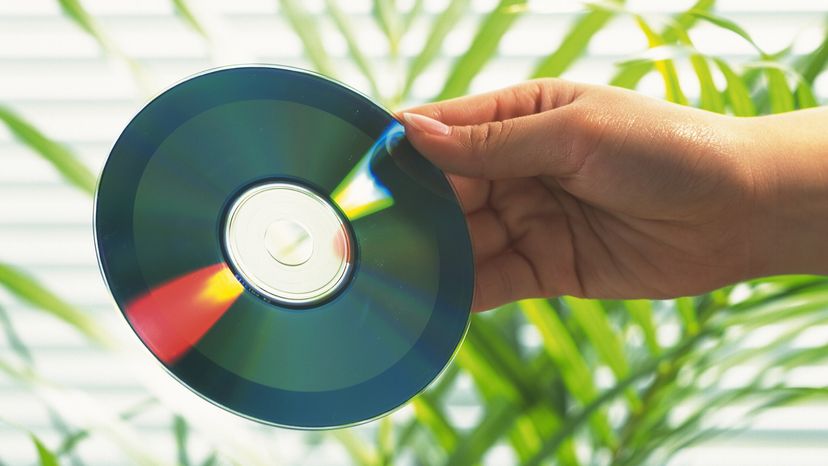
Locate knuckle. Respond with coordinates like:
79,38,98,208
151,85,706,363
529,77,581,109
527,77,559,92
557,104,599,175
468,120,513,177
469,121,494,150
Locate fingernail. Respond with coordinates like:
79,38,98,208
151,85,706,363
402,112,451,136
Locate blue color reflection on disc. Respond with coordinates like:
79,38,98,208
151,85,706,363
94,66,473,429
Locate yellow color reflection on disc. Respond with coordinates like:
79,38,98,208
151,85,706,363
331,123,403,221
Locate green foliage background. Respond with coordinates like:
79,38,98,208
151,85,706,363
1,1,828,465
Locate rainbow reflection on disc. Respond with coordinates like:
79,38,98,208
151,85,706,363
94,65,473,429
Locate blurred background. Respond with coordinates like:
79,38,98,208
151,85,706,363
2,0,828,465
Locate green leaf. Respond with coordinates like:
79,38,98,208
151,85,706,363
634,17,687,105
798,25,828,84
564,297,641,411
616,44,694,66
58,0,113,52
508,410,542,462
444,399,519,466
466,316,536,399
674,297,699,335
795,81,819,108
671,28,725,112
332,429,378,466
58,0,147,88
724,288,828,329
198,453,219,466
377,416,394,465
0,304,34,365
765,68,795,113
278,0,336,77
32,434,59,466
0,263,108,346
437,0,527,100
664,0,717,40
749,317,828,371
740,46,793,113
689,9,761,53
772,343,828,370
401,0,424,35
44,408,77,464
325,0,382,99
610,61,652,89
454,333,521,401
461,325,563,458
457,318,577,462
532,2,622,78
743,59,817,114
735,275,828,307
509,404,581,466
609,0,715,89
373,0,402,55
410,396,458,452
0,106,95,195
524,329,710,466
171,0,208,38
56,397,156,457
637,384,757,458
173,415,191,466
408,434,444,465
0,356,22,380
713,58,756,116
401,0,470,101
520,299,616,447
623,300,661,354
649,385,828,458
565,298,630,377
397,366,459,451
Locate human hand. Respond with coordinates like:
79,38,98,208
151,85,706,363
400,79,828,311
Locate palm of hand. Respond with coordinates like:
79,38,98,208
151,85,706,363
457,170,752,311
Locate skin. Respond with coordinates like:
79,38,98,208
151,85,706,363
398,79,828,312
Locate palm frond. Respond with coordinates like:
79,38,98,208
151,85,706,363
325,0,382,98
0,263,108,346
58,0,149,90
401,0,470,101
437,0,527,100
278,0,336,77
532,0,625,78
0,106,95,195
171,0,209,38
32,434,60,466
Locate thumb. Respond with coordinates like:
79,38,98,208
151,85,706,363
401,110,581,179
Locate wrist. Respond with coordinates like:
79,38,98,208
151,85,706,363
740,111,828,277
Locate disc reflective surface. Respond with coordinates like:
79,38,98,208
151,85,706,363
94,65,473,429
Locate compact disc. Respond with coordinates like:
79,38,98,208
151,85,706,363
94,65,473,429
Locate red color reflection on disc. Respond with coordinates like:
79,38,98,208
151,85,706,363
126,263,244,363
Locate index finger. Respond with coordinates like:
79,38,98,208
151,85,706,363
446,174,490,214
397,78,579,126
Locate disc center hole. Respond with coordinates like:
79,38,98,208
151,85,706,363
264,219,314,266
